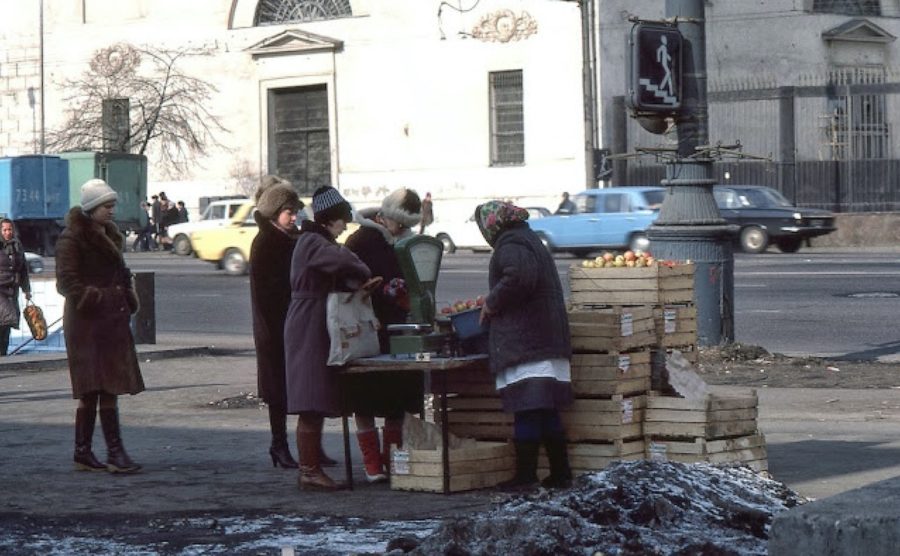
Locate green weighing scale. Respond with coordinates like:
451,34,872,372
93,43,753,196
387,235,448,357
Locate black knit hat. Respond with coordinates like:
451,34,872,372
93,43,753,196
312,186,352,224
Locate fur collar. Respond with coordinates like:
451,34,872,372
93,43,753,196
64,206,125,260
353,207,415,245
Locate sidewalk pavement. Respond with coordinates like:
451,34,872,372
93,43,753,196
1,333,899,523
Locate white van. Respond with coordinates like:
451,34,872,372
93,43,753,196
168,198,250,256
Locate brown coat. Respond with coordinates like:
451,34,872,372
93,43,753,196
56,207,144,399
249,211,299,407
283,221,371,416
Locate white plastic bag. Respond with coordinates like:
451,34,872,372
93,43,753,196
325,290,381,366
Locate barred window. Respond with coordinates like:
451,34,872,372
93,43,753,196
268,85,332,195
812,0,881,16
489,70,524,166
824,68,889,160
255,0,352,25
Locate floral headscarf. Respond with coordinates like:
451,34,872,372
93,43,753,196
475,201,530,246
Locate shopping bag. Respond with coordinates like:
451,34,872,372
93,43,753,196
325,290,381,366
23,300,48,341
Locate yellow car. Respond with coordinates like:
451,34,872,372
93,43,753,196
190,199,358,275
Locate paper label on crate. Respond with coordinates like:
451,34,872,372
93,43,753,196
664,309,677,334
621,399,634,424
617,354,631,373
648,442,669,462
620,313,633,337
391,450,411,475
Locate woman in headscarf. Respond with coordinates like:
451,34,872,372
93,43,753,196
283,186,377,491
475,200,574,489
0,218,32,355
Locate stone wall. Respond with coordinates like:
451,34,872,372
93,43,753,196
810,212,900,247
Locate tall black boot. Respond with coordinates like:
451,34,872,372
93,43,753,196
541,435,572,489
268,405,298,469
499,440,540,491
74,407,105,471
99,408,141,474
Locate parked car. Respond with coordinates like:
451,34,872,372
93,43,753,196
526,206,551,220
713,185,836,253
429,213,491,254
24,252,43,274
168,197,250,256
191,200,355,275
527,186,665,256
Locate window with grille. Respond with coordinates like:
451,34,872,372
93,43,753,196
489,70,524,166
268,85,331,195
811,0,881,16
823,68,889,160
255,0,352,25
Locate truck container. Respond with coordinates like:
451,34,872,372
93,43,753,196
0,155,69,255
59,151,148,232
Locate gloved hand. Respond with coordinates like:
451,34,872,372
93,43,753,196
383,278,410,312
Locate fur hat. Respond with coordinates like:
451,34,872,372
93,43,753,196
380,188,422,228
257,184,302,220
254,175,292,203
80,179,118,212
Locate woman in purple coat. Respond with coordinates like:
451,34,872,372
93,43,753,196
283,186,373,491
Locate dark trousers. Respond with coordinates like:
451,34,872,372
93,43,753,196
0,325,11,356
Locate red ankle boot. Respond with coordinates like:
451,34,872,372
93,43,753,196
381,426,403,475
356,429,386,483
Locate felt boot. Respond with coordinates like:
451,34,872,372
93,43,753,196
73,407,105,471
541,436,573,489
356,429,387,483
297,429,342,491
99,408,141,474
499,440,540,491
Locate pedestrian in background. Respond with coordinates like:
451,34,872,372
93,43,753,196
150,195,161,244
249,177,338,470
0,219,31,355
176,201,189,223
283,186,376,491
419,192,434,234
475,200,574,489
344,188,422,482
556,192,576,215
56,179,144,474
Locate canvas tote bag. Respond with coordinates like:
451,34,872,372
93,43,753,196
326,290,381,366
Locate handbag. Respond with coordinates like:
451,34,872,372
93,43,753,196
23,300,48,341
326,290,381,366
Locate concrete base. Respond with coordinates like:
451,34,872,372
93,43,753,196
769,476,900,556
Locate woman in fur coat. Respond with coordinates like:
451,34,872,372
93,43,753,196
343,188,423,482
56,179,144,474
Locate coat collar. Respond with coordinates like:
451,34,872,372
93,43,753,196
64,206,125,261
353,207,414,245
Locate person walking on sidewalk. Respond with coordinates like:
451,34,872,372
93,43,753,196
0,219,32,355
56,179,144,474
475,200,574,489
344,188,423,483
284,186,375,491
249,178,337,469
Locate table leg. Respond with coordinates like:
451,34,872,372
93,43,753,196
342,413,353,490
439,369,450,494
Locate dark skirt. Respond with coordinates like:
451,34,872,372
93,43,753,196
499,377,573,413
341,371,425,418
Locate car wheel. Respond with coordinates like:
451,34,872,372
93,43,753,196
436,234,456,254
173,234,192,256
740,226,769,254
628,233,650,253
222,248,248,276
775,237,802,253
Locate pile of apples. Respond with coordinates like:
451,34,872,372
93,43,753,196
441,296,486,315
580,250,656,268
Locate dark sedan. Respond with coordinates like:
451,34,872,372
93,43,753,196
713,185,836,253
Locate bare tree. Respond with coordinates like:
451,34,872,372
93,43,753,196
48,43,229,177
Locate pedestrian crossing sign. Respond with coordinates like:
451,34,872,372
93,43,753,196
628,23,682,113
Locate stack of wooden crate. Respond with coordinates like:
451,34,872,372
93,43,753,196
644,390,768,472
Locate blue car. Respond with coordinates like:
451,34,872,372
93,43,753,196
528,186,665,256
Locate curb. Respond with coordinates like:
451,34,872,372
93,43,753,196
0,346,254,373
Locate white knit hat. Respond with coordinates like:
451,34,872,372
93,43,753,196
80,179,118,212
380,188,422,228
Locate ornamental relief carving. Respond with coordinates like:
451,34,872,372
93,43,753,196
471,10,538,43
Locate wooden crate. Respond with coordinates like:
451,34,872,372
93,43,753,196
389,441,515,493
569,263,694,306
539,439,646,477
644,391,759,440
436,366,496,397
569,307,656,352
571,350,651,398
562,395,645,442
646,433,768,472
654,305,698,347
443,405,513,441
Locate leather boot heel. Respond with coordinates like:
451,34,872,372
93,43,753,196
269,444,298,469
99,408,142,474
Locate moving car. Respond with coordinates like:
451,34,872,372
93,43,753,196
430,214,491,254
24,252,43,274
713,185,836,253
526,206,551,220
527,186,665,256
168,197,250,256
